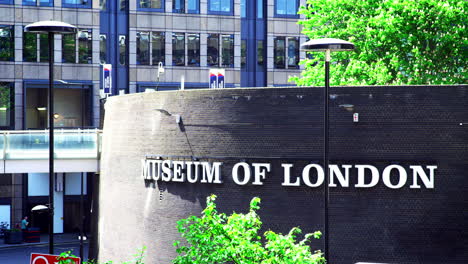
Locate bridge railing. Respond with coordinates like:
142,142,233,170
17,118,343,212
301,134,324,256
0,129,102,160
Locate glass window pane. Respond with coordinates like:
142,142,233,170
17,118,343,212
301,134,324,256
137,32,150,65
150,0,161,8
257,40,264,69
120,0,127,10
40,0,52,6
0,83,12,128
78,30,92,64
220,0,230,12
276,0,286,15
274,37,285,69
23,0,36,5
39,34,49,62
119,35,126,65
0,26,14,62
172,33,185,66
286,0,297,15
100,0,106,10
241,39,246,69
221,34,234,68
151,32,165,65
173,0,183,12
23,32,37,62
207,34,219,67
240,0,245,18
187,33,200,66
287,37,299,68
187,0,198,13
209,0,220,12
257,0,263,18
100,34,107,64
62,34,76,63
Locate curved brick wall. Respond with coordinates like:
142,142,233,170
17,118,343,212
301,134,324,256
99,86,467,264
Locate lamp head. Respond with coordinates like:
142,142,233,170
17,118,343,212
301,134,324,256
301,38,355,52
24,21,77,34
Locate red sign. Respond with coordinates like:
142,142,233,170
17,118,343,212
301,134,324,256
30,253,80,264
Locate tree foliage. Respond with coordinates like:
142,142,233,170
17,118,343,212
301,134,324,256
291,0,467,86
173,195,325,264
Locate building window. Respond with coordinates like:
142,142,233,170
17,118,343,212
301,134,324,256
23,32,50,62
207,34,219,67
137,32,150,65
62,34,76,63
0,0,13,4
221,34,234,68
187,0,199,13
39,34,50,62
78,30,92,64
208,0,232,15
187,33,200,66
274,37,299,69
0,82,14,129
119,35,126,65
0,26,14,62
23,32,37,62
120,0,127,10
151,32,165,65
62,29,92,64
286,37,299,68
137,31,165,65
274,37,285,69
62,0,92,8
207,34,234,68
139,0,164,11
257,40,264,69
241,39,246,69
23,0,53,6
172,33,185,66
173,0,183,13
275,0,298,17
99,0,106,10
99,34,107,64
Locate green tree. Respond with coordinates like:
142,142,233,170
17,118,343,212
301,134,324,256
173,195,325,264
291,0,467,86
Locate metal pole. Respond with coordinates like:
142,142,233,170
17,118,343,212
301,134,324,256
48,32,54,255
324,49,330,262
80,172,84,260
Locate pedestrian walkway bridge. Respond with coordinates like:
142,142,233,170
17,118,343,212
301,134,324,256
0,129,101,174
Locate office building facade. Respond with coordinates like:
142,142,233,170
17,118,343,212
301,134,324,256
0,0,306,233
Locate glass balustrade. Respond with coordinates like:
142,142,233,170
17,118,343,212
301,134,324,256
1,130,101,160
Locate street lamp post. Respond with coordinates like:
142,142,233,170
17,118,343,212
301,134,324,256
25,21,77,255
300,38,355,262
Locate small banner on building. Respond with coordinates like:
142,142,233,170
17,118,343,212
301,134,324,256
209,69,225,89
102,64,112,96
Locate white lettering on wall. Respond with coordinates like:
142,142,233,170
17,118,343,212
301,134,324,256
302,164,324,187
201,162,223,184
232,162,251,185
281,164,300,186
355,165,379,188
329,164,351,187
252,163,271,185
141,158,437,189
382,165,407,189
409,165,436,189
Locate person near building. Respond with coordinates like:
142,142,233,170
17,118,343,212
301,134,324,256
21,216,29,231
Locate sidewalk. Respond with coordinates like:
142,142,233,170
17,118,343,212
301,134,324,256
0,233,88,249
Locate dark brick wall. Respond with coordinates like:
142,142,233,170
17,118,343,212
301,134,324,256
99,85,468,264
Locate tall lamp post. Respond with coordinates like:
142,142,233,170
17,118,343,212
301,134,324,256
25,21,77,254
300,38,355,262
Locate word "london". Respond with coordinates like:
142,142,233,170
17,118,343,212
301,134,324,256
141,160,437,189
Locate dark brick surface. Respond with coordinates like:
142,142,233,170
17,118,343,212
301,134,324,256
99,85,468,264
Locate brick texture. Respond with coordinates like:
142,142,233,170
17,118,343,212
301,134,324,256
99,85,468,264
